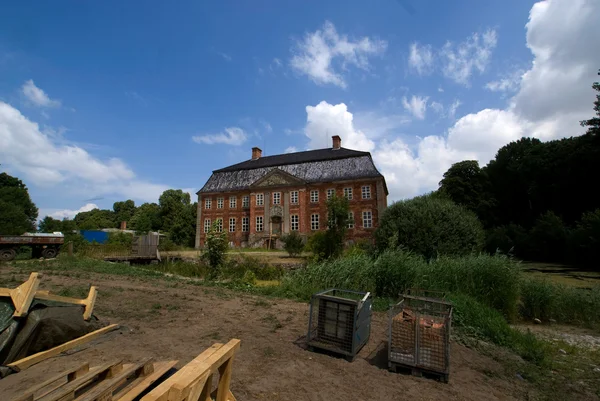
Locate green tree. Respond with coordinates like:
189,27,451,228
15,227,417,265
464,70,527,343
130,202,161,233
169,203,196,247
0,172,38,234
580,69,600,135
281,230,304,257
374,194,484,259
305,195,350,261
439,160,497,227
159,189,192,233
568,209,600,267
113,200,136,227
74,208,115,230
38,216,63,232
203,221,228,277
528,211,568,262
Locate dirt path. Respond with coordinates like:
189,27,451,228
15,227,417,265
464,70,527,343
0,267,535,400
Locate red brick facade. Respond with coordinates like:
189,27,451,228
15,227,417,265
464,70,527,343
196,178,387,248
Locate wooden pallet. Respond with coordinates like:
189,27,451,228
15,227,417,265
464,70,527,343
13,339,241,401
388,360,449,384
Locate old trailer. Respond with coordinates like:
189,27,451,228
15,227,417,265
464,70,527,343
0,232,64,261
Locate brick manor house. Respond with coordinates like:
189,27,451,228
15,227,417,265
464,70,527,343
195,136,388,248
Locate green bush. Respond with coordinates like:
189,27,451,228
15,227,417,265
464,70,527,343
106,231,133,247
528,211,568,262
374,194,485,259
568,209,600,267
222,255,284,281
203,222,228,276
485,223,528,256
281,231,304,257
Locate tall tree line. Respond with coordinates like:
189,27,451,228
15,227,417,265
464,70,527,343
439,71,600,266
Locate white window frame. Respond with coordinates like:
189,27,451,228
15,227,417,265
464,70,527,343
290,191,299,204
205,198,212,209
216,218,223,232
310,190,319,203
273,192,281,205
362,211,373,228
344,187,353,200
311,214,319,230
291,214,299,231
242,216,249,232
327,188,335,200
361,185,371,199
347,212,354,229
256,216,264,232
242,195,250,208
256,193,264,206
229,196,237,209
204,218,211,233
217,197,224,209
229,217,236,232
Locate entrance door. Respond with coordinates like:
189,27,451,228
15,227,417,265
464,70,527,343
271,216,282,236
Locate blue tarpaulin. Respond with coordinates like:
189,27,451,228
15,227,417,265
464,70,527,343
80,230,109,244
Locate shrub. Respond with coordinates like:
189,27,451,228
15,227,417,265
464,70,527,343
281,231,304,257
485,223,528,256
528,211,568,262
203,222,228,276
106,231,133,247
568,209,600,267
374,194,485,259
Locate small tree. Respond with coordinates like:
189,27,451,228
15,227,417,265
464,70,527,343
203,221,228,277
281,231,304,257
305,195,350,261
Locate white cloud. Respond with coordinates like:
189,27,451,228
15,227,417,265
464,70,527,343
440,29,497,86
218,52,232,61
260,120,273,133
192,127,248,145
408,42,434,75
304,101,375,151
430,101,444,114
21,80,61,108
0,101,170,203
290,20,387,88
448,99,461,118
46,203,98,220
486,69,524,92
401,95,428,120
284,146,298,153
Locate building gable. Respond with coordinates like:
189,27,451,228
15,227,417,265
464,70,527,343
250,168,305,188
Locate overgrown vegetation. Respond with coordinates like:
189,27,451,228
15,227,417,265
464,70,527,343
203,222,228,277
281,231,304,257
305,195,350,261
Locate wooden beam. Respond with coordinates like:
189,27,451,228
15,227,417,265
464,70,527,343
7,324,120,372
0,273,41,317
75,359,153,401
113,360,178,401
82,286,97,321
12,363,89,401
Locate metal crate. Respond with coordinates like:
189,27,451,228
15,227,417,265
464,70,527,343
307,289,372,361
388,293,452,381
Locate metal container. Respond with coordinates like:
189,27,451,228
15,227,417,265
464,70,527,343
388,291,452,382
307,289,372,361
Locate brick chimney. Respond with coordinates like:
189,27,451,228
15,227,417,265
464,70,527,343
120,221,127,230
332,135,341,150
252,147,262,160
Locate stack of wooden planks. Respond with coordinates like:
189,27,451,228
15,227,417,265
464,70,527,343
12,339,241,401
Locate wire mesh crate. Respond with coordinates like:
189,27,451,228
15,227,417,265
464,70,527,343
307,289,372,361
388,292,452,382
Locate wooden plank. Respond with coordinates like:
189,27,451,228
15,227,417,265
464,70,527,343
7,324,120,372
36,361,122,401
113,360,178,401
199,374,212,401
209,389,237,401
215,356,234,401
82,287,97,321
142,340,241,401
34,293,87,306
2,273,41,317
12,363,90,401
74,359,153,401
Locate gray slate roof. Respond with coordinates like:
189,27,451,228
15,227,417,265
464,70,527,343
199,148,386,194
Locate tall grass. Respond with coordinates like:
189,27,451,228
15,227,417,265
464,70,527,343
520,278,600,326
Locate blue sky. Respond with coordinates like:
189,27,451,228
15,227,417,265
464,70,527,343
1,0,598,220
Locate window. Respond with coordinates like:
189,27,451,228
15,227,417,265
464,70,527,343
216,218,223,232
229,218,236,232
204,219,211,233
217,197,224,209
242,217,249,232
327,188,335,200
311,214,319,230
256,193,264,206
310,190,319,203
229,196,237,209
362,211,373,228
273,192,281,205
256,216,264,232
344,187,353,200
347,212,354,229
291,214,299,231
242,195,250,208
205,198,212,209
362,185,371,199
290,191,299,204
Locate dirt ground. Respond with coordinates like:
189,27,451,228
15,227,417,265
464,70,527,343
0,267,537,401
